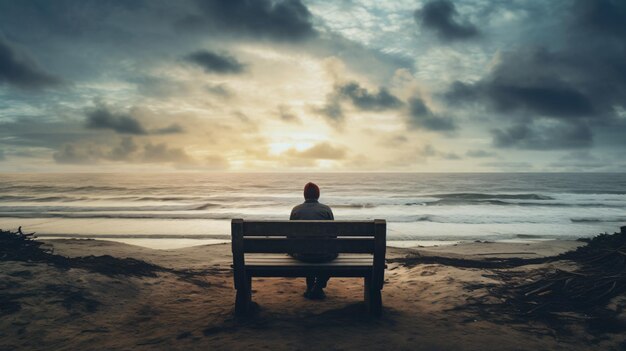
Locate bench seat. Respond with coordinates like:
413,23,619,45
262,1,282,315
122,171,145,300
245,254,375,277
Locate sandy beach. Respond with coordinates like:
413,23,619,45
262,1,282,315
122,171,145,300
2,237,626,351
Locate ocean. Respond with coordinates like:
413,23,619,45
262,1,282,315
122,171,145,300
1,173,625,249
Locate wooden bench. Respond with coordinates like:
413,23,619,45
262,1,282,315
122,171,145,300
231,219,386,316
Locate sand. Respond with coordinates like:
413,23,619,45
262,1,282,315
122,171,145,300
1,239,625,351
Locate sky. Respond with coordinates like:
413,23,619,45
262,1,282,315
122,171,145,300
0,0,625,172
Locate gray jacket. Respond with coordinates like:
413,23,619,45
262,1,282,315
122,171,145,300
289,199,336,262
290,199,334,220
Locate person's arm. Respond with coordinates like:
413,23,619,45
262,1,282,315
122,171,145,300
327,207,334,220
290,207,297,220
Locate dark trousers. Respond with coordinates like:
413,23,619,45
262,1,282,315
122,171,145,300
290,252,338,290
306,275,329,289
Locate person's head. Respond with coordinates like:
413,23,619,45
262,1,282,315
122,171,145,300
303,182,320,200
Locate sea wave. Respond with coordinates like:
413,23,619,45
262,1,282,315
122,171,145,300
570,217,626,223
429,193,554,200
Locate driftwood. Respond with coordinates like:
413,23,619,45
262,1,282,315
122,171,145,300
504,228,626,315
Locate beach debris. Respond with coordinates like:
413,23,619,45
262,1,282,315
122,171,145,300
0,227,162,277
503,227,626,315
0,227,54,262
391,226,626,332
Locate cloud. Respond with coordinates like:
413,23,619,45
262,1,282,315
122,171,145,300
313,81,402,127
465,149,496,158
575,0,626,37
85,104,185,135
153,123,184,135
142,142,192,163
0,117,91,149
0,35,61,89
444,0,626,150
85,106,147,135
446,52,596,120
415,0,479,41
53,143,103,164
53,137,196,166
547,151,608,171
380,134,408,148
285,142,347,160
0,150,5,161
336,82,403,111
108,136,138,161
491,122,592,150
184,50,245,74
407,97,456,132
312,96,344,124
277,105,300,123
178,0,316,42
205,83,233,98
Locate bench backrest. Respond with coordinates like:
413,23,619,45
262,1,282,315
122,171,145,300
231,219,386,288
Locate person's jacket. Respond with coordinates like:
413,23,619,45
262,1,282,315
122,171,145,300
289,199,337,262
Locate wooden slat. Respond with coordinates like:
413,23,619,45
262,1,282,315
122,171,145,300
246,255,373,264
243,237,374,254
247,257,373,262
246,260,372,269
241,220,375,237
246,266,372,278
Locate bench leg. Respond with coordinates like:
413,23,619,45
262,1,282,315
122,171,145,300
364,277,382,317
235,277,252,316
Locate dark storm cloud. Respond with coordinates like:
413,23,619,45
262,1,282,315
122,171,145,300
445,0,626,150
178,0,316,42
0,0,148,39
446,51,597,120
85,106,147,135
184,50,245,74
0,35,61,90
84,105,185,135
313,82,402,127
415,0,479,41
575,0,626,37
337,82,403,111
407,97,456,132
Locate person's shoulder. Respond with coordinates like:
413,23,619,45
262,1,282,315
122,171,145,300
318,202,332,211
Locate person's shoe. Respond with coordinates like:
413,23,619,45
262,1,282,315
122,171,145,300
309,285,326,300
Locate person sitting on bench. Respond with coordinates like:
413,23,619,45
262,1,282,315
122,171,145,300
289,182,336,300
